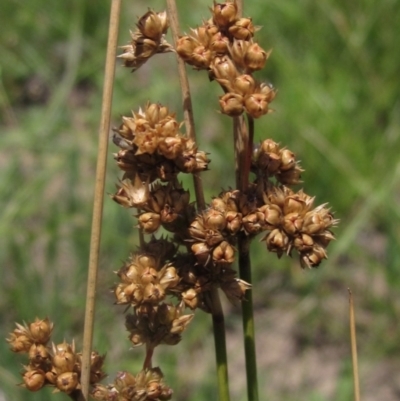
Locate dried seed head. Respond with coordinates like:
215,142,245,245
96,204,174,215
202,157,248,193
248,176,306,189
181,288,200,310
56,371,79,394
212,241,235,264
242,212,263,235
211,55,238,81
28,343,50,366
191,242,212,265
229,17,255,40
225,210,243,234
233,74,256,96
204,208,227,231
300,245,328,269
176,36,198,60
159,266,180,289
137,10,165,41
7,326,33,353
29,317,53,344
212,0,238,28
191,45,213,69
138,212,161,234
244,43,269,71
264,228,289,257
258,204,282,228
210,31,229,53
219,92,244,116
22,367,46,392
244,93,271,118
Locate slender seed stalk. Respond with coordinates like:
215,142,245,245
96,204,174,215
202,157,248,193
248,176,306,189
349,289,361,401
79,1,121,400
166,1,230,400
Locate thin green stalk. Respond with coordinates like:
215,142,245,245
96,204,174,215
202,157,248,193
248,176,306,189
210,287,231,401
166,1,230,400
79,1,122,400
238,232,259,401
233,66,259,401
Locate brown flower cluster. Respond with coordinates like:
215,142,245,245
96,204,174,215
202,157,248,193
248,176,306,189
252,138,304,186
92,368,172,401
6,318,105,395
185,137,337,269
176,0,276,118
112,103,209,186
119,10,173,71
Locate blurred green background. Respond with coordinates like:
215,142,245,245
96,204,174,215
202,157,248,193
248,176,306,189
1,0,400,400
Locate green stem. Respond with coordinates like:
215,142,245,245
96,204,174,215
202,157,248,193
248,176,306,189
210,287,231,401
238,233,259,401
234,113,259,401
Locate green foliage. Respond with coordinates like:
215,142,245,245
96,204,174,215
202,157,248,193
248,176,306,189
1,0,399,400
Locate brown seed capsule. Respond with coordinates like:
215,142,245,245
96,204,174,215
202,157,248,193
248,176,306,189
143,283,165,304
210,31,229,53
176,36,198,60
182,288,199,310
159,266,180,289
158,136,184,160
212,241,235,264
244,43,269,71
242,212,263,235
22,368,46,391
282,212,303,235
190,46,212,69
204,208,227,231
191,242,211,265
212,0,238,28
28,343,50,365
52,346,76,373
300,245,327,269
258,204,282,228
138,212,161,234
232,74,256,96
219,92,244,116
280,149,296,171
244,93,270,118
141,266,158,285
293,233,314,252
56,371,79,394
211,55,238,81
229,17,255,40
7,330,33,353
29,317,53,344
170,314,194,334
147,380,162,399
264,228,289,257
137,10,164,41
276,167,303,185
225,210,242,234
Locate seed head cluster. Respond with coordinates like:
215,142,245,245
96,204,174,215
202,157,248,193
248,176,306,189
119,10,173,71
7,318,105,395
92,368,172,401
176,0,276,118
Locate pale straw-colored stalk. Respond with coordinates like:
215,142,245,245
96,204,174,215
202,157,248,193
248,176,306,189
79,1,122,399
349,289,361,401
